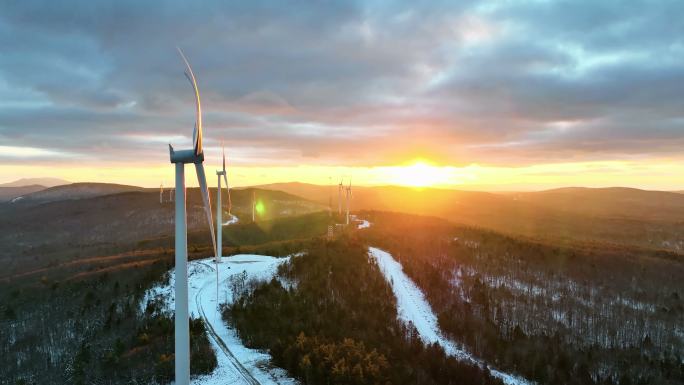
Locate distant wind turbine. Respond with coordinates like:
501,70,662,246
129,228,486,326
345,178,352,225
252,190,256,222
160,183,164,204
168,47,218,385
216,144,230,264
338,178,343,215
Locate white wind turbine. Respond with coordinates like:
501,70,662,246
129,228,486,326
338,178,343,215
328,176,332,217
252,190,256,222
345,178,352,225
168,47,218,385
215,144,231,263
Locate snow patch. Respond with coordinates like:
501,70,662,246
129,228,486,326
223,214,239,226
140,254,299,385
357,219,370,229
368,247,531,385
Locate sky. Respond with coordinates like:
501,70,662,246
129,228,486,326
1,0,683,190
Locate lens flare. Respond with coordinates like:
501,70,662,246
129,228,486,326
255,200,265,215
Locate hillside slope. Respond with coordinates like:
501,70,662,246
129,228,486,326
0,187,324,277
0,177,69,188
261,182,684,252
17,182,146,203
0,185,46,202
512,187,684,222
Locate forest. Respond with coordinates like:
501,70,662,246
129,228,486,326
3,206,683,385
0,252,215,385
225,237,504,385
360,211,684,385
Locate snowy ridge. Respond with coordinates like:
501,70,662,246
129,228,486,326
368,247,531,385
140,254,298,385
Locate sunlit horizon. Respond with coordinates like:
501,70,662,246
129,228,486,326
3,157,684,192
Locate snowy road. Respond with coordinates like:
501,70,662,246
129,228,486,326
368,247,531,385
222,213,239,226
141,255,298,385
349,214,371,229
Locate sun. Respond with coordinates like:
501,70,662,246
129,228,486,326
392,160,453,188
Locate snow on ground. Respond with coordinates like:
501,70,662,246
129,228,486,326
368,247,531,385
349,214,371,229
140,254,298,385
223,214,239,226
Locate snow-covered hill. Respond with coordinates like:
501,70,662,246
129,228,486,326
141,255,299,385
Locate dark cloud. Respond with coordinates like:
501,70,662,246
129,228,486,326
0,0,682,167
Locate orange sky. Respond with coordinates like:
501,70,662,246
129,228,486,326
2,158,683,191
2,3,683,191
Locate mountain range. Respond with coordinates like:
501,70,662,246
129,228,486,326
261,182,684,253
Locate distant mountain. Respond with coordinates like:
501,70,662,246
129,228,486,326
0,186,324,276
17,182,147,204
511,187,684,222
0,177,69,188
260,182,684,253
0,185,46,203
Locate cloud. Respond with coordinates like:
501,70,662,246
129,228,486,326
0,0,682,168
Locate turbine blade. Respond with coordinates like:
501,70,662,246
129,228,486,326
222,144,226,172
192,124,198,151
177,47,202,156
194,163,217,258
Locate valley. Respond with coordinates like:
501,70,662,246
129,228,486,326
1,183,683,385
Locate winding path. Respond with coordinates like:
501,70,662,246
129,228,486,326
195,262,261,385
141,255,297,385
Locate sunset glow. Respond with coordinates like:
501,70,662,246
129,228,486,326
3,158,684,191
1,1,683,191
384,160,458,188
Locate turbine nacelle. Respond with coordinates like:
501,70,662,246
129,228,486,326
169,144,204,164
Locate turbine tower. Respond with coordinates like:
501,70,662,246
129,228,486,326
215,144,230,263
345,178,352,225
252,190,256,222
338,179,343,215
168,48,218,385
160,183,164,204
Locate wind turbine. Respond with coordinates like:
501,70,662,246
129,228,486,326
338,178,343,215
345,178,352,225
168,47,218,385
215,144,230,263
252,190,256,222
160,183,164,204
